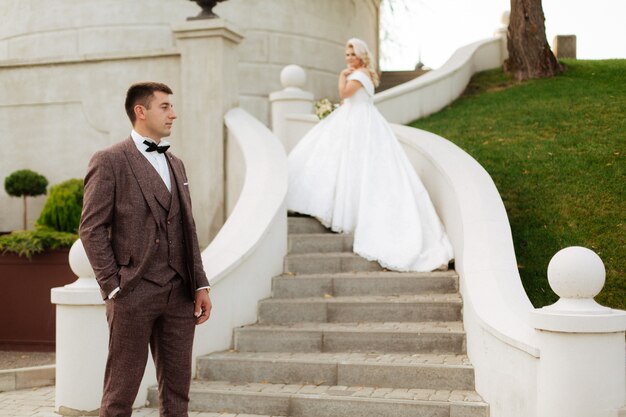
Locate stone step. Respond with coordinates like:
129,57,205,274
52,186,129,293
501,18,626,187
288,216,330,234
272,271,458,298
288,233,353,254
284,253,383,274
197,351,476,391
234,322,465,354
147,380,488,417
258,294,462,324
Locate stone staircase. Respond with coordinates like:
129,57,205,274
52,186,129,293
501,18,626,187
147,215,489,417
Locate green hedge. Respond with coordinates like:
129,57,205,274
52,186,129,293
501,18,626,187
0,227,77,258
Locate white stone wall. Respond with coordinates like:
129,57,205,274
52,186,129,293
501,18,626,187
0,52,182,231
215,0,380,124
0,0,195,59
0,0,379,233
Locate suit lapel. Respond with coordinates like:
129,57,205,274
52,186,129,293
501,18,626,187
167,159,180,220
122,138,164,226
167,155,188,220
152,175,172,212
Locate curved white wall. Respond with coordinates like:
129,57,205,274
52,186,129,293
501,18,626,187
391,124,540,417
193,107,288,364
0,0,194,59
0,0,379,126
375,38,504,124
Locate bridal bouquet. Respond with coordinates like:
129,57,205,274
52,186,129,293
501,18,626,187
315,98,339,120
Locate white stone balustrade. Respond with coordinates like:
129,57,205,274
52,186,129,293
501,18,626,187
494,11,510,60
50,239,109,415
269,64,315,153
531,247,626,417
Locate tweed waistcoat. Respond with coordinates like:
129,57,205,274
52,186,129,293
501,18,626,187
141,159,188,286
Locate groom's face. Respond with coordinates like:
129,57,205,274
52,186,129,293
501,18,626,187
141,91,177,140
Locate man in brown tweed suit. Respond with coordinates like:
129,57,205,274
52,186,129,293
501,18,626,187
80,82,212,417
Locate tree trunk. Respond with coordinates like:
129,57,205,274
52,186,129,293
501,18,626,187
22,195,27,230
505,0,563,80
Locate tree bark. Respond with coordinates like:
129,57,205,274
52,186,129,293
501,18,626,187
22,195,27,230
505,0,563,80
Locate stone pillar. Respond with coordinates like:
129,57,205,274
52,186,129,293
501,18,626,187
530,247,626,417
553,35,577,59
51,240,107,416
494,11,510,62
172,19,243,247
269,65,314,153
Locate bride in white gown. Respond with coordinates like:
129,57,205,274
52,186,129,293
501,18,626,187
287,38,453,272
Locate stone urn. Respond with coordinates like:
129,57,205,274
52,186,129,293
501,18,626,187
188,0,228,20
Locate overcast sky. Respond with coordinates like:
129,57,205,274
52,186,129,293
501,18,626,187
380,0,626,70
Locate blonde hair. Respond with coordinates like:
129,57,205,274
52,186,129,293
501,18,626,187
346,38,379,87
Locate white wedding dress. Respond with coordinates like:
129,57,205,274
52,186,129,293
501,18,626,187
287,70,454,272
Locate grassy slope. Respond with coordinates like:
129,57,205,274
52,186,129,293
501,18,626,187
410,60,625,310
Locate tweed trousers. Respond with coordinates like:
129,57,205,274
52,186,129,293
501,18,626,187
100,276,196,417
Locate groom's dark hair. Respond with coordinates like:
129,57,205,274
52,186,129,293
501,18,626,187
125,82,173,124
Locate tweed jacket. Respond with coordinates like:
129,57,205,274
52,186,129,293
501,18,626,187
79,137,209,300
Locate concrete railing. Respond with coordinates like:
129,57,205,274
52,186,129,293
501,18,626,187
393,124,539,417
391,124,626,417
195,107,288,358
375,37,504,124
271,35,507,149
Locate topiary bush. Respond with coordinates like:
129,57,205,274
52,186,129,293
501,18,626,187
37,178,84,234
4,169,49,230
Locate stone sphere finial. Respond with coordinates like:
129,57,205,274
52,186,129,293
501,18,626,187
280,65,307,90
69,239,95,278
547,246,605,300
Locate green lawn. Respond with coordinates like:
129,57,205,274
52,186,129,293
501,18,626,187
410,60,625,310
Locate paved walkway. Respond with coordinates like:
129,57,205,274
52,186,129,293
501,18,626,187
0,386,281,417
0,352,54,370
0,352,279,416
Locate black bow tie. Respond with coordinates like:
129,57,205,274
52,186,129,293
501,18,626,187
143,140,170,154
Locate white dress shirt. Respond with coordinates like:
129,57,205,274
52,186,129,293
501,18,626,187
131,130,171,191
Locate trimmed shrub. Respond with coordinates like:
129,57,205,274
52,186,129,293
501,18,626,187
37,178,84,233
4,169,48,197
4,169,48,230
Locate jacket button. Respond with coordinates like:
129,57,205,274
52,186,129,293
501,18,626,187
167,221,170,225
155,239,160,244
